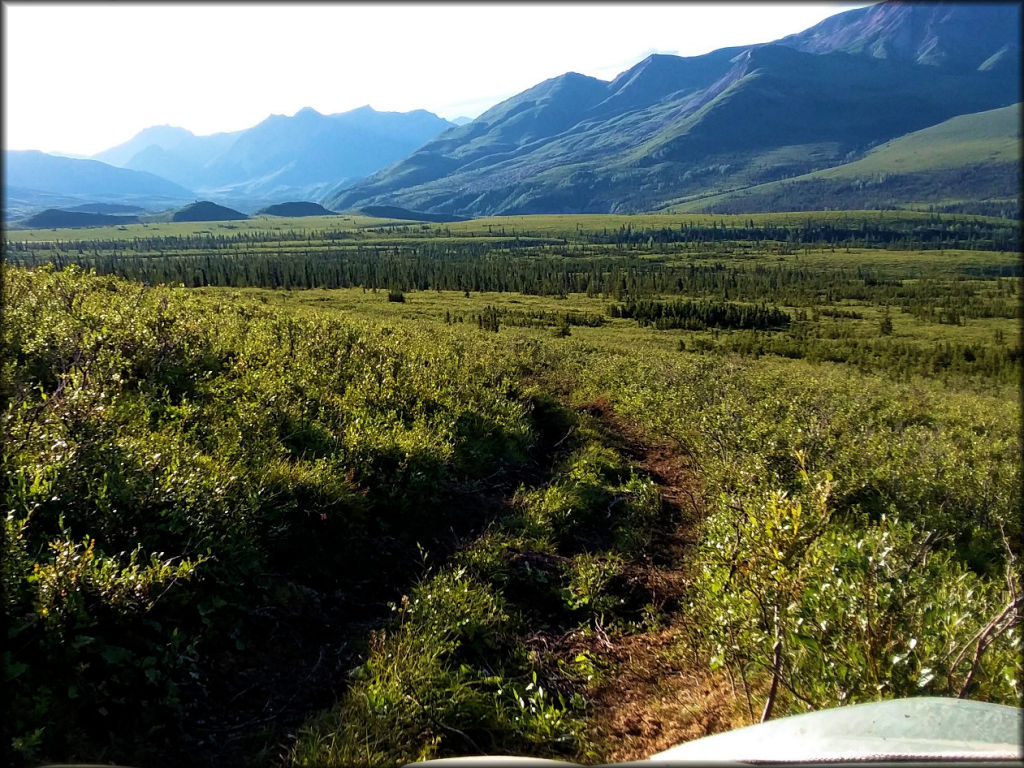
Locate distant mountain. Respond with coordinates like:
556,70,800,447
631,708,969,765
19,209,140,228
3,150,195,220
451,117,474,126
93,106,455,209
172,201,249,222
103,128,243,190
93,125,240,171
671,103,1021,218
327,2,1019,216
256,201,335,217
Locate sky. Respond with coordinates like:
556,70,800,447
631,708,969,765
3,1,872,157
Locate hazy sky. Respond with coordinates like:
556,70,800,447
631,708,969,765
4,2,872,157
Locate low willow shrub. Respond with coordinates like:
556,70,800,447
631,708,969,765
2,266,546,764
568,346,1021,715
290,432,666,766
692,466,1021,715
290,569,586,767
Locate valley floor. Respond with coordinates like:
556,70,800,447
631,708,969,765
3,211,1020,766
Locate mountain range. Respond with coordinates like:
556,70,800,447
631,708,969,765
4,150,196,220
328,2,1020,216
6,2,1020,223
3,106,456,220
91,106,456,210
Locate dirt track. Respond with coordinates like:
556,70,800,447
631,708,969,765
580,399,752,762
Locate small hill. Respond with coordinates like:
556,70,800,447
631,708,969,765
358,205,469,223
256,201,335,217
20,209,140,228
172,201,249,222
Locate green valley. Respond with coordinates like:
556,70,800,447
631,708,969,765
3,210,1020,766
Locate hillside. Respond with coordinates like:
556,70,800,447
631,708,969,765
327,3,1019,216
172,201,249,222
669,103,1021,216
775,1,1021,72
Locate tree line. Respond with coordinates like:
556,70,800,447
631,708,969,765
611,298,791,330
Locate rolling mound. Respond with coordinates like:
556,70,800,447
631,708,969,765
172,201,249,222
20,209,140,228
256,201,335,217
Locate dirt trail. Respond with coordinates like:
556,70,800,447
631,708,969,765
579,399,751,762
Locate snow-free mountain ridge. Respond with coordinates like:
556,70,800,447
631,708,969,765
327,1,1020,216
8,2,1019,223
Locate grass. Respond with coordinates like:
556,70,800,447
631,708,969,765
201,280,1020,389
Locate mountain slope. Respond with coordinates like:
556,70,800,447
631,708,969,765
668,103,1021,217
327,2,1019,216
93,125,243,188
775,1,1021,72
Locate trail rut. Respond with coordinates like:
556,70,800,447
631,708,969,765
578,398,750,762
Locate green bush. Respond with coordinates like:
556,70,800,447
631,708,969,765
290,569,585,766
693,469,1021,712
2,266,547,763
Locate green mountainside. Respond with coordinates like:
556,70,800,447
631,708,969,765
670,103,1021,216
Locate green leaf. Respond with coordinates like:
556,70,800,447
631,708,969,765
4,661,29,682
100,645,131,664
